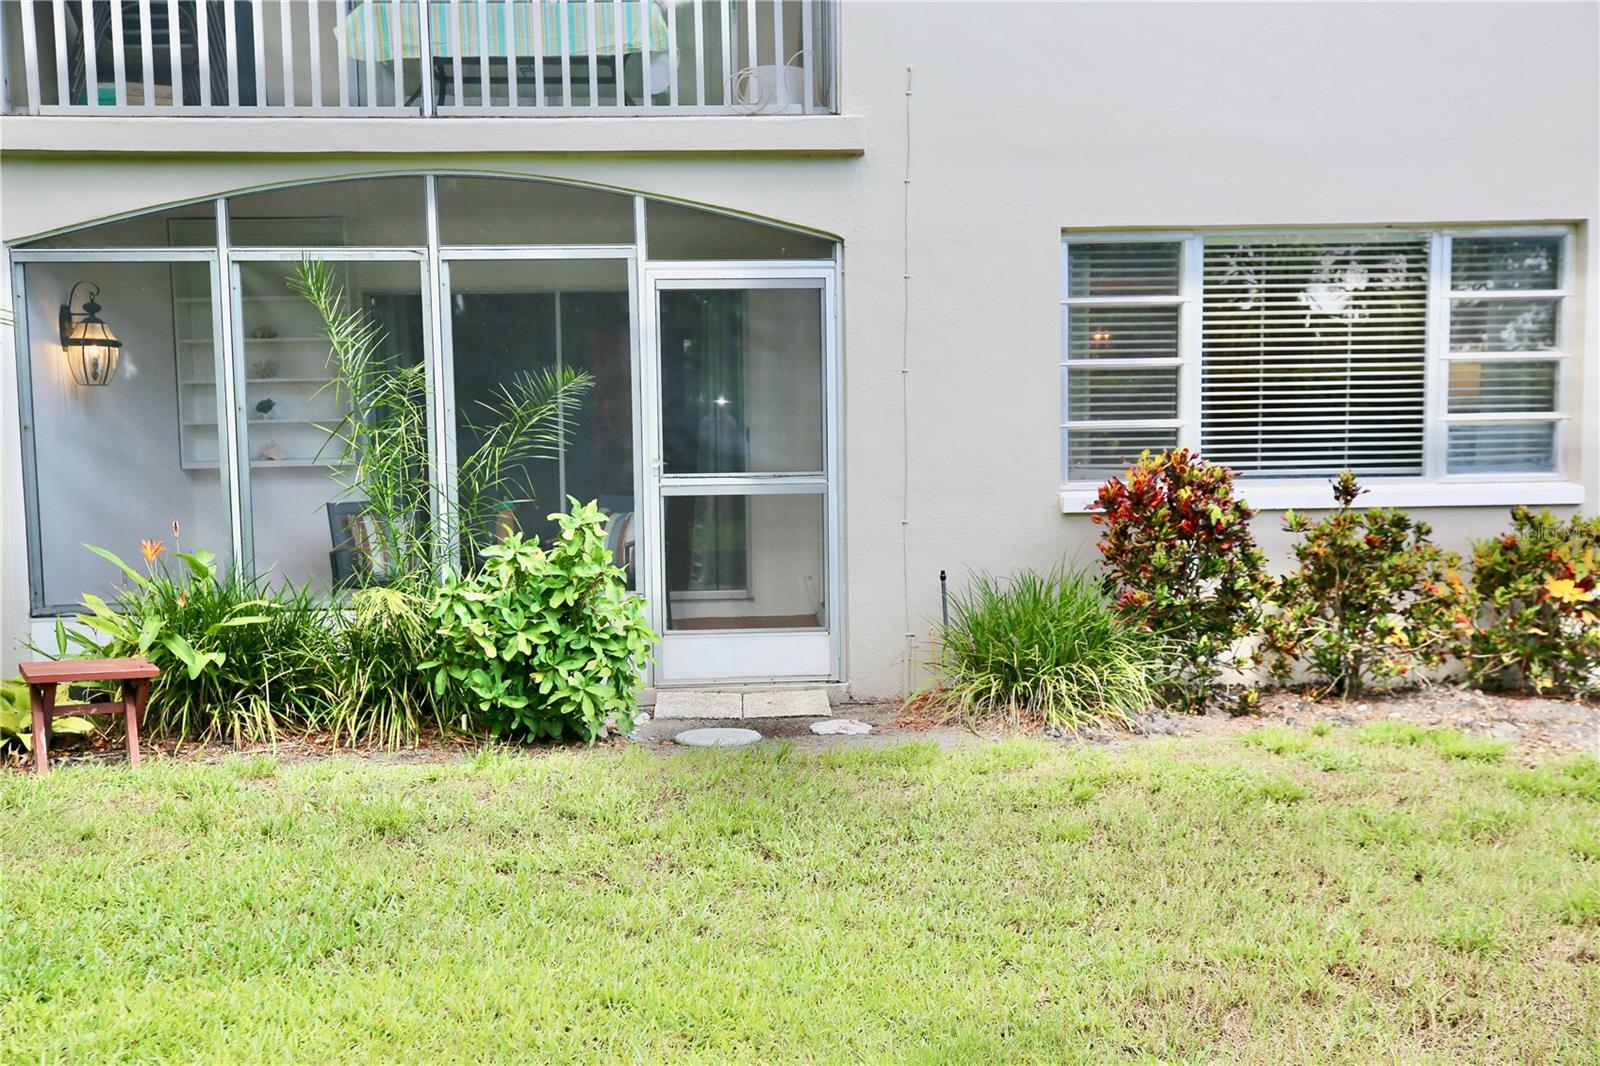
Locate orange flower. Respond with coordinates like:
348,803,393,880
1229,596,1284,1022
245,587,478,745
140,538,166,567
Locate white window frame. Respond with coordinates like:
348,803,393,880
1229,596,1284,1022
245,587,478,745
1060,225,1584,511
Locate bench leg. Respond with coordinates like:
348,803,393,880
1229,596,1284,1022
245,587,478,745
29,683,54,773
124,680,146,769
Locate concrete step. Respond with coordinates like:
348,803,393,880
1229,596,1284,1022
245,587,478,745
654,688,832,721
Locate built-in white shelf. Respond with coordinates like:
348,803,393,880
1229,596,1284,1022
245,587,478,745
172,232,348,471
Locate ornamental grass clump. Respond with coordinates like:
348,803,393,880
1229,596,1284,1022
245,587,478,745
323,579,448,748
926,566,1164,730
1261,472,1477,698
1467,507,1600,697
1090,448,1273,711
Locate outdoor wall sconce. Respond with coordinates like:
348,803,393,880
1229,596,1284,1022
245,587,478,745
59,281,122,386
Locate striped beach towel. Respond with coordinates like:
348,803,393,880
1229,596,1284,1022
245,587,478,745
342,1,669,62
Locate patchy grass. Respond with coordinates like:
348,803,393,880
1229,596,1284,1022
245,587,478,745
2,734,1597,1063
1356,721,1510,762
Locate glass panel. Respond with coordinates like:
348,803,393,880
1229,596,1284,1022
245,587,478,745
1449,297,1559,353
1066,367,1179,422
237,260,427,592
1447,423,1556,475
658,287,824,474
225,178,427,246
1451,237,1562,292
1066,242,1181,298
448,259,635,583
22,261,229,608
1447,361,1558,414
1065,428,1178,483
19,202,217,248
647,201,834,260
436,178,635,246
1064,305,1180,360
664,492,826,631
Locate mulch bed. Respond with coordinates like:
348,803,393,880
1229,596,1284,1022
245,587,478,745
7,687,1596,771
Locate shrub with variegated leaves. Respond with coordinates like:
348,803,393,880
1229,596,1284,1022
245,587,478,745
1468,508,1600,697
1090,448,1273,711
1260,472,1476,698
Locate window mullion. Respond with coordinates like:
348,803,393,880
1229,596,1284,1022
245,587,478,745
1422,232,1450,481
1178,234,1203,452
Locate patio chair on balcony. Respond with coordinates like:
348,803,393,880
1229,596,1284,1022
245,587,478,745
69,0,255,108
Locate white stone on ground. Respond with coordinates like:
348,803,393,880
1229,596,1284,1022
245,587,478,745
674,727,763,748
810,719,872,736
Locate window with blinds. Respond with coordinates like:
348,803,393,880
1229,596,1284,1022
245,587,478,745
1059,242,1184,482
1060,228,1571,487
1200,237,1429,478
1444,236,1566,474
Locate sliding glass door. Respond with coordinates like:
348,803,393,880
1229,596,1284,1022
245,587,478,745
645,271,839,683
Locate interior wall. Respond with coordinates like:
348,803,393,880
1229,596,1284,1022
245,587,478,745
22,260,230,608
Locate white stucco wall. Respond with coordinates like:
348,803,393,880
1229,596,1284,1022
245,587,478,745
2,2,1597,696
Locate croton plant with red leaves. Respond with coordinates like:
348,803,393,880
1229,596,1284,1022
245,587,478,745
1468,507,1600,697
1090,448,1272,711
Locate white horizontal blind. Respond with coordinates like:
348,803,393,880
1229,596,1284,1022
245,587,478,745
1200,237,1430,478
1443,235,1567,475
1060,241,1184,482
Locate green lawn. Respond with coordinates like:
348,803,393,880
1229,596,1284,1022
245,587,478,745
3,730,1598,1063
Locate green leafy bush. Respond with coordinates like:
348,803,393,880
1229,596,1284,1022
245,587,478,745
925,565,1164,730
1467,508,1600,697
46,542,336,743
430,500,655,741
1261,473,1476,698
1090,448,1273,711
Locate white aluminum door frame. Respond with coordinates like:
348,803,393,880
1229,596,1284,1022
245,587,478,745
640,265,842,685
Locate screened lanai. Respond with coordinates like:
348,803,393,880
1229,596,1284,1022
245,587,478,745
9,174,842,684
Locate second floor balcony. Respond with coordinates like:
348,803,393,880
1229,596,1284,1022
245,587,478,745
1,0,838,118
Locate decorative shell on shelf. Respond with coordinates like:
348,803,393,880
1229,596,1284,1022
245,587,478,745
250,358,280,378
256,441,286,461
249,326,278,339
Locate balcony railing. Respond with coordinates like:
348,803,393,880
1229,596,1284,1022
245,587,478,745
0,0,836,115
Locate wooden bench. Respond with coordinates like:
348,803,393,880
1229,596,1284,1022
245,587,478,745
18,658,159,773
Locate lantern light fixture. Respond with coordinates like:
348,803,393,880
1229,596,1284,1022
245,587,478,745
59,281,122,387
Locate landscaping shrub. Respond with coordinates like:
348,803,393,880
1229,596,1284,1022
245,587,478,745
429,500,656,741
1467,507,1600,697
324,580,448,748
48,541,336,743
1090,448,1273,711
1261,473,1476,697
925,565,1164,730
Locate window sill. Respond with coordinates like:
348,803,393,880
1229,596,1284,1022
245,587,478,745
1060,480,1587,514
